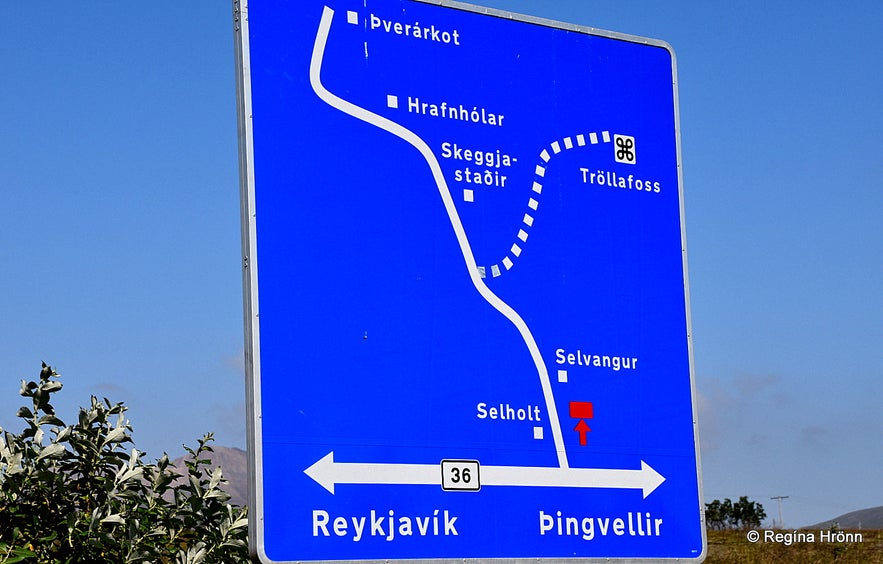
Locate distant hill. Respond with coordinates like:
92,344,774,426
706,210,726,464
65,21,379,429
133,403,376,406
805,505,883,530
171,446,248,508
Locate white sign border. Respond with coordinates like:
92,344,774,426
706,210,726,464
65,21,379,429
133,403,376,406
233,1,706,562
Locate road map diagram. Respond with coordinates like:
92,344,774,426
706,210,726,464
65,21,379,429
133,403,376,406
238,1,705,562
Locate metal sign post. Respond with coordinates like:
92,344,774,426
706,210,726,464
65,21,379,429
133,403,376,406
235,1,705,562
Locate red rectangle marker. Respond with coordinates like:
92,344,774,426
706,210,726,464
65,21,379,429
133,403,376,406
569,401,593,419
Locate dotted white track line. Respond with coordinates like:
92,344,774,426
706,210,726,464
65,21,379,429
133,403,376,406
479,131,612,278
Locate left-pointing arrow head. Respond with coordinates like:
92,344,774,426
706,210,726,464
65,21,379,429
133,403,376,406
304,451,337,494
304,453,441,494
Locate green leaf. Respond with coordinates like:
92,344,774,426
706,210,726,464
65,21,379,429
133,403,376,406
38,415,65,428
220,538,247,549
115,465,143,485
189,474,203,495
19,380,36,397
208,466,224,490
3,452,23,475
15,406,33,419
42,381,63,393
151,470,176,493
35,442,66,461
229,516,249,530
0,546,38,564
205,489,230,501
54,426,72,443
37,530,58,543
103,426,128,445
101,513,125,525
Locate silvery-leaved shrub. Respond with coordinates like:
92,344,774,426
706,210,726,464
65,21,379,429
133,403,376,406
0,363,248,563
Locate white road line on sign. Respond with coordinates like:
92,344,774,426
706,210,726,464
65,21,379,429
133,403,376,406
304,452,666,498
311,7,571,468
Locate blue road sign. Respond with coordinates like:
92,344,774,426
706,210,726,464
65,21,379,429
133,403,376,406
235,1,705,562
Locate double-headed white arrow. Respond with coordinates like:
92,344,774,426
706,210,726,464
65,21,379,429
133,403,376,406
304,452,665,499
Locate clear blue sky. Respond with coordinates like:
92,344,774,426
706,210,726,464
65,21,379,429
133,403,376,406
2,1,880,530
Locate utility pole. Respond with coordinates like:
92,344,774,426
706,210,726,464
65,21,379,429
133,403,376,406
770,496,789,529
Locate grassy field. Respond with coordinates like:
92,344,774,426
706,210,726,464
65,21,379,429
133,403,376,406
704,529,883,563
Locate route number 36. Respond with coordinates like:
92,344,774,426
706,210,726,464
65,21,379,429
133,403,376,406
441,460,481,491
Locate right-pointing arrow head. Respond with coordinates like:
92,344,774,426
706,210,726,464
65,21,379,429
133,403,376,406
640,460,665,498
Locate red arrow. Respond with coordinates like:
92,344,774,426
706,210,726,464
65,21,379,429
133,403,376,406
574,419,591,445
